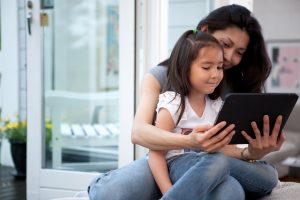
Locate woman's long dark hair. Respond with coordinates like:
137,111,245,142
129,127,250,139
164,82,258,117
162,31,223,125
196,4,271,93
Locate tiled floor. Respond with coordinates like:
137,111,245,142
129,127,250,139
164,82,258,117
0,165,26,200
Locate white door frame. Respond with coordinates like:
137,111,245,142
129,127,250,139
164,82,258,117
26,0,135,199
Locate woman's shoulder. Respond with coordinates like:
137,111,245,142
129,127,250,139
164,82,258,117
149,65,167,73
148,65,167,90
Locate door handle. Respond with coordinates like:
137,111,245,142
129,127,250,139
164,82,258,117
27,0,33,35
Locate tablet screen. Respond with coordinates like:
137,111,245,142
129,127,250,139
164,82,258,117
214,93,298,144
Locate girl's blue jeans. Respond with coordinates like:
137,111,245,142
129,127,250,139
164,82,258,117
88,153,278,200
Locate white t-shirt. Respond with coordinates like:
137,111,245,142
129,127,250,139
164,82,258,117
156,91,223,159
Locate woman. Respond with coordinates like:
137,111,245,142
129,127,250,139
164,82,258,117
88,5,283,200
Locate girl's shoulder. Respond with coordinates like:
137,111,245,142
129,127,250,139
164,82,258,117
156,91,183,121
158,91,181,106
157,91,181,111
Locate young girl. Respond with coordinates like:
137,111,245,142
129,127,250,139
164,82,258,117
148,30,235,199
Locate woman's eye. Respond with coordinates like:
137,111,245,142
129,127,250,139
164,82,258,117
217,66,223,70
237,52,244,57
222,42,230,48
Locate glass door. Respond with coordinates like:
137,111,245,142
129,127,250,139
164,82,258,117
27,0,135,199
43,0,121,173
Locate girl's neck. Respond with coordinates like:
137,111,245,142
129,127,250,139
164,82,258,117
188,92,206,117
188,92,206,103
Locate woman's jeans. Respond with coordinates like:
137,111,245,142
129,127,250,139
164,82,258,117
88,153,278,200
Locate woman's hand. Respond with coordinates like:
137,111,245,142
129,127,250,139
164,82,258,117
241,115,285,160
188,122,235,153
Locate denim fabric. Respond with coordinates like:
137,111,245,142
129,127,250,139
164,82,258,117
227,157,279,199
162,152,244,200
88,157,161,200
205,176,245,200
88,154,277,200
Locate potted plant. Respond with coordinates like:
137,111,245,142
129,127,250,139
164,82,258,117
0,117,52,179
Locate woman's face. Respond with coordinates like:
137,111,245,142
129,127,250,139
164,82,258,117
211,26,249,70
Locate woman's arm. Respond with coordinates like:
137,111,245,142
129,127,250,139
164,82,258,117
148,108,175,194
131,73,187,150
131,73,235,151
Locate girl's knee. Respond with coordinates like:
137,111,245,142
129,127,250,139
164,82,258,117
209,152,230,172
207,176,245,200
226,177,245,200
196,152,230,178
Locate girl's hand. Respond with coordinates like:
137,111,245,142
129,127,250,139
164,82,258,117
189,122,235,153
241,115,285,160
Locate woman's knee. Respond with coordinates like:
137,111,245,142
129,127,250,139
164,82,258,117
254,161,279,193
88,157,160,200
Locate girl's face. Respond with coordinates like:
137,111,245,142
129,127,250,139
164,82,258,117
211,26,249,70
189,46,223,95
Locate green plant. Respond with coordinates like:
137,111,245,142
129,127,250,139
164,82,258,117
0,117,52,146
0,118,26,142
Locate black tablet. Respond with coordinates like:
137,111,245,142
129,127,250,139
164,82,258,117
214,93,298,144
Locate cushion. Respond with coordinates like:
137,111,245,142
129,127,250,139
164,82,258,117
259,181,300,200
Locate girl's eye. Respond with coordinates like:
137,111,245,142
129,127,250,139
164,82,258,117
217,65,223,70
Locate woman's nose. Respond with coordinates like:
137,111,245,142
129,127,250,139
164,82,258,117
224,49,234,64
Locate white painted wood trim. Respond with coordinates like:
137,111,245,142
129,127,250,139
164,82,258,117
27,0,43,199
118,0,135,166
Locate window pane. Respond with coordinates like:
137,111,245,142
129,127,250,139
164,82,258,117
43,0,119,173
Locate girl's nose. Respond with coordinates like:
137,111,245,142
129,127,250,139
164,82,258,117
211,68,219,78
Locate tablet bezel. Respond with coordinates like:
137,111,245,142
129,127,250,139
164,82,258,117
214,93,298,144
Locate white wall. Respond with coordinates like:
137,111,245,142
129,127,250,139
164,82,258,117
168,0,211,53
0,0,19,119
253,0,300,115
253,0,300,40
0,0,20,166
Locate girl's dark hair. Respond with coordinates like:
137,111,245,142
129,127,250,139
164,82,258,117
196,4,271,92
162,31,223,125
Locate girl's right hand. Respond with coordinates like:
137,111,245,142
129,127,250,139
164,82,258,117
188,122,235,152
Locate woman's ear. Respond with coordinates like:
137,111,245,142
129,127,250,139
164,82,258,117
200,24,208,32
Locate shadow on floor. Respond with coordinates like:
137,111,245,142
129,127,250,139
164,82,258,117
0,165,26,200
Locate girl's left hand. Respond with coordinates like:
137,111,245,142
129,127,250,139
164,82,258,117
241,115,285,160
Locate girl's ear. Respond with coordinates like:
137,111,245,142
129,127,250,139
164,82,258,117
200,24,208,32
